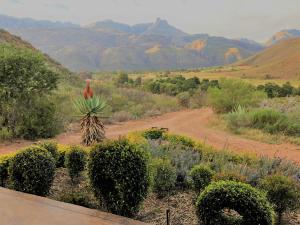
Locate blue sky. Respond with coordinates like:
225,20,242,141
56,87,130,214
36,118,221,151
1,0,300,42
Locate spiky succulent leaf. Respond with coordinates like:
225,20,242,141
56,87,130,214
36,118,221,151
74,97,106,116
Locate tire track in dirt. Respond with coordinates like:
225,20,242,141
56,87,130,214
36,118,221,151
1,108,300,163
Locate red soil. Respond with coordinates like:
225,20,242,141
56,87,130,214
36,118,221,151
1,108,300,163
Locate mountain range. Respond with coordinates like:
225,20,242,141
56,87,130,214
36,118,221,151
0,15,264,72
0,14,299,73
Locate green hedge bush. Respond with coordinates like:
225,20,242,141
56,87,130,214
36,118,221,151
65,146,87,182
88,139,149,217
152,159,176,198
260,175,300,224
9,146,55,196
0,155,13,186
196,181,275,225
39,141,59,163
190,165,214,191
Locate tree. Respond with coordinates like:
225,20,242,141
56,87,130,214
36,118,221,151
0,44,59,138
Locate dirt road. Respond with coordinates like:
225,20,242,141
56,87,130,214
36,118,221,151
1,108,300,163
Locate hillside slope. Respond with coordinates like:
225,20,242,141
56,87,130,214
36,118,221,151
0,29,72,76
236,38,300,79
1,16,263,72
265,29,300,46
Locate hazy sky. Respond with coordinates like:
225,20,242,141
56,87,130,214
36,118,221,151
1,0,300,42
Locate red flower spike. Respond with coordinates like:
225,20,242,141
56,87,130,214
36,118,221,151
83,79,93,99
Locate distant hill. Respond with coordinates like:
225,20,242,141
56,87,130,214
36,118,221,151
0,29,72,76
1,15,264,72
0,14,78,29
236,38,300,79
265,29,300,46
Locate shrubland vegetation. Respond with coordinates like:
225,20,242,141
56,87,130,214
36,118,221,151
0,130,299,224
0,44,60,140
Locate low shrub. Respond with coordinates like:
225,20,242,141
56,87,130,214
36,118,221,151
58,191,93,208
208,78,266,113
39,141,59,163
163,133,196,147
196,181,275,225
213,172,246,183
0,153,15,186
56,144,71,167
151,158,176,198
88,139,149,217
65,146,87,182
143,128,165,140
190,165,214,191
259,175,300,224
9,146,55,196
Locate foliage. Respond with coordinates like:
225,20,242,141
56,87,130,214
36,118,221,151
177,91,190,108
257,82,299,98
227,107,300,137
56,144,71,168
207,79,266,113
0,153,15,186
259,175,300,224
65,146,87,182
196,181,275,225
88,139,149,217
162,133,196,147
213,172,246,183
17,97,60,140
145,75,200,96
151,158,176,198
39,141,59,163
9,146,55,196
74,85,107,145
0,44,59,140
143,128,166,140
190,165,214,191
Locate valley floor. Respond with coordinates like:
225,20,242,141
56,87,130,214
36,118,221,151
1,108,300,163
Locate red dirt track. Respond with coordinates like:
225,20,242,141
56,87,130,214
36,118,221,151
1,108,300,163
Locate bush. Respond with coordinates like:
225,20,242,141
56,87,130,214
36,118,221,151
18,98,61,140
151,159,176,198
259,175,300,224
196,181,275,225
9,146,55,196
162,133,196,147
143,128,165,140
56,144,71,168
88,139,149,217
39,141,59,163
213,172,246,183
190,165,214,191
65,146,87,182
0,154,14,186
208,79,266,113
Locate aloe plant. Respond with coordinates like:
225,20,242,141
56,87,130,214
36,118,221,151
74,80,106,146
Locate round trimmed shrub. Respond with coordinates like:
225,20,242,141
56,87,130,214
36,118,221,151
9,146,55,196
190,165,214,191
39,141,59,163
196,181,275,225
152,159,176,198
65,146,87,182
259,175,300,224
88,139,149,217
